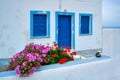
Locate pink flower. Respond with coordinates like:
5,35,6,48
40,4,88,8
9,42,75,77
31,46,34,51
42,49,48,53
15,65,21,75
35,53,40,57
23,62,27,66
11,57,16,62
41,46,51,54
26,53,36,62
42,49,47,53
38,57,43,62
31,67,37,72
42,53,47,57
14,52,20,58
35,44,39,49
29,43,34,46
46,46,51,51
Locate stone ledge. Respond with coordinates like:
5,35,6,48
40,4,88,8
0,55,110,77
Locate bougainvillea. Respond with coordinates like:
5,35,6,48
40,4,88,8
8,42,76,77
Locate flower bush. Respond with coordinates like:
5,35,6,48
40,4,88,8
47,42,75,64
8,42,76,77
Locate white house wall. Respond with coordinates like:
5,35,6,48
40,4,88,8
0,0,102,58
0,29,120,80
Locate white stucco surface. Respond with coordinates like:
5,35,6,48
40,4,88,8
1,0,120,80
0,29,120,80
0,0,102,58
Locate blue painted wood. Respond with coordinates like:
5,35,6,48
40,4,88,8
81,16,89,34
79,13,92,35
58,15,71,48
55,12,75,49
30,11,50,38
33,14,47,36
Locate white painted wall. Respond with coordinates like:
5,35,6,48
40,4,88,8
1,29,120,80
62,0,102,51
0,60,111,80
1,0,120,80
0,0,102,58
102,29,120,80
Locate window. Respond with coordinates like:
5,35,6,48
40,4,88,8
79,13,92,35
30,11,50,38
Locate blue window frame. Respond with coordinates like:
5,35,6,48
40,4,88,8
79,13,93,35
30,11,50,38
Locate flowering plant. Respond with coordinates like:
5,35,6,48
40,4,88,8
8,43,51,77
8,42,76,77
47,42,76,64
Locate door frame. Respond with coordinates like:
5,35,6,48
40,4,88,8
55,12,75,49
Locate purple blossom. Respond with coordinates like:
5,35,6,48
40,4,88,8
41,47,50,53
24,44,29,50
42,53,47,57
26,53,36,62
35,44,39,49
23,62,27,66
29,43,34,46
10,42,54,77
31,46,35,51
40,45,45,48
11,52,21,62
46,46,51,51
31,67,37,72
15,65,21,75
38,57,43,62
35,53,40,57
41,49,48,53
14,52,20,58
11,57,16,62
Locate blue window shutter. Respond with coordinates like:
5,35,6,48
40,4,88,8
79,13,92,35
30,11,50,38
33,14,47,36
81,16,89,34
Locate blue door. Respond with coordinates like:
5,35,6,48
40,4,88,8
58,15,71,48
